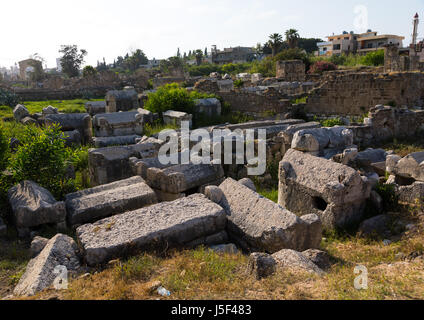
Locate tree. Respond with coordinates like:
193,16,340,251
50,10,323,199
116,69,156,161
177,48,181,58
285,29,300,49
124,49,148,71
195,49,203,66
204,47,208,56
297,38,323,53
82,65,98,78
268,33,283,57
59,45,87,77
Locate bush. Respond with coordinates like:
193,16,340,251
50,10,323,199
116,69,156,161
308,61,337,74
361,50,384,66
375,183,399,211
144,83,214,116
8,124,76,199
0,124,9,172
233,79,244,89
0,88,20,107
320,118,345,127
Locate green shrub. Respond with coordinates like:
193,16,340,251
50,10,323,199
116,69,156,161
375,183,399,211
9,124,76,199
0,88,20,107
0,124,9,172
320,118,345,127
233,79,244,89
144,83,214,117
361,50,384,66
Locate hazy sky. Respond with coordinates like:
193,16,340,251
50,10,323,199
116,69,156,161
1,0,423,68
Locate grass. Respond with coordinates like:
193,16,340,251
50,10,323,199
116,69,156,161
0,99,103,120
375,137,424,157
257,187,278,203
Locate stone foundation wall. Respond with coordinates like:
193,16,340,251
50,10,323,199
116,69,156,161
305,72,424,116
11,87,112,101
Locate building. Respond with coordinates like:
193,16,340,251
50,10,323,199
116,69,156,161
317,31,404,57
18,59,43,80
211,45,256,64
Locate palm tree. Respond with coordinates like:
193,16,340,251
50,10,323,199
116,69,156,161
285,29,300,49
268,33,283,57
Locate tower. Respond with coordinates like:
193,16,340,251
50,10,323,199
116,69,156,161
412,13,419,48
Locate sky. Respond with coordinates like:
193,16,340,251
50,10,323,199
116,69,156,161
1,0,423,68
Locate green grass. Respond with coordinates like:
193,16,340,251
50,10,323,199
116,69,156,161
143,122,179,137
0,99,103,120
257,187,279,203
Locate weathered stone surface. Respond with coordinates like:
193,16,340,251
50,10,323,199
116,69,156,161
237,178,256,191
65,176,157,226
30,236,49,258
391,152,424,182
194,98,221,117
272,249,324,275
279,149,371,229
77,194,227,266
219,178,321,253
358,214,391,238
279,122,321,156
398,182,424,204
130,155,176,179
210,243,239,254
152,189,185,202
105,89,139,113
85,101,106,116
163,110,192,129
186,230,229,248
291,133,319,154
204,186,223,203
149,164,224,194
93,135,141,148
43,113,92,144
0,217,7,237
63,130,82,146
291,127,353,156
386,155,402,173
8,181,66,229
355,149,387,170
370,190,384,213
13,104,29,122
301,249,331,271
21,116,37,125
89,141,163,186
248,253,277,279
93,111,144,137
42,106,58,115
13,234,80,296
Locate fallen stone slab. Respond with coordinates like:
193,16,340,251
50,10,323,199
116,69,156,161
42,106,58,115
391,152,424,182
301,249,331,271
65,176,157,226
93,135,141,148
152,189,185,202
149,163,224,194
398,182,424,204
186,230,229,248
218,178,322,253
43,113,92,144
8,181,66,230
89,141,163,186
272,249,324,275
130,155,179,179
13,234,80,296
76,194,227,266
194,98,221,117
93,111,144,137
355,149,387,171
279,149,371,230
13,104,29,122
85,101,106,116
163,110,192,129
63,129,82,146
358,214,391,238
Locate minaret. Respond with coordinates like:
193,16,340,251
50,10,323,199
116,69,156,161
412,13,419,48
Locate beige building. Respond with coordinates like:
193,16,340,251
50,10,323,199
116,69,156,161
317,31,404,57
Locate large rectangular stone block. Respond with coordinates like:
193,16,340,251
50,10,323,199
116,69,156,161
278,149,371,229
93,111,144,137
43,113,92,144
65,176,157,226
148,163,224,194
76,194,226,266
218,178,321,253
